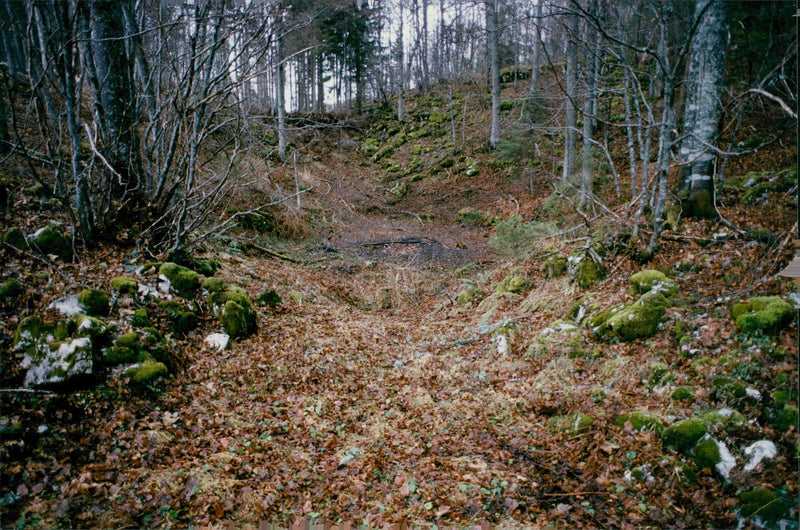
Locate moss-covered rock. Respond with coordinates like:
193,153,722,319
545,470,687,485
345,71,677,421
78,289,109,317
648,362,672,387
71,314,111,343
629,270,677,296
194,258,221,277
690,437,721,470
159,262,201,299
110,277,137,295
662,418,707,452
208,285,258,339
671,386,695,401
256,289,282,308
738,488,789,524
497,275,531,294
3,227,28,250
31,224,72,261
731,296,793,334
115,332,140,349
128,360,168,385
567,247,606,289
131,308,151,328
770,404,799,431
0,279,23,301
24,337,93,388
104,346,142,364
701,408,746,427
712,375,747,401
593,291,667,342
202,277,225,293
173,311,198,334
542,254,567,278
13,315,50,353
546,412,594,434
615,411,664,433
219,300,256,340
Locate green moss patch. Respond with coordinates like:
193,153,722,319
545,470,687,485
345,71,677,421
202,277,225,293
731,296,793,334
770,404,799,431
159,262,201,298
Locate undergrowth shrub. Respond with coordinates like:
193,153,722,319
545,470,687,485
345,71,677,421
489,215,559,261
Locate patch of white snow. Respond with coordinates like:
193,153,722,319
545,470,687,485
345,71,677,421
743,440,777,472
49,295,83,316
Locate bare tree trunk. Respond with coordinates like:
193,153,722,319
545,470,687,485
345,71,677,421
580,0,599,209
487,0,500,149
562,6,578,183
397,1,405,122
276,27,287,159
678,0,727,219
528,1,542,96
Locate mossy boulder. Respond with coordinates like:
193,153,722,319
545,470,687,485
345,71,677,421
542,254,567,278
0,279,23,301
208,285,258,339
770,404,799,431
220,300,256,340
13,315,51,353
593,291,667,342
497,275,531,294
567,247,606,289
256,289,282,308
629,270,677,296
31,224,72,261
194,258,221,277
131,308,151,328
690,436,721,470
662,418,707,452
173,311,199,334
104,346,142,364
701,408,746,427
712,375,747,401
731,296,793,334
738,488,789,524
671,386,695,401
78,289,109,317
648,362,673,387
202,277,225,293
110,277,137,295
3,227,28,251
615,411,664,433
159,262,201,299
546,412,594,434
72,314,111,344
127,360,168,385
23,337,93,388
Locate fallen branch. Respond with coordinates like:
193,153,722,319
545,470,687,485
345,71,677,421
0,388,56,395
243,241,303,264
357,237,435,248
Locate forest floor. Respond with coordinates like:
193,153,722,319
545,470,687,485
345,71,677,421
1,82,798,528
